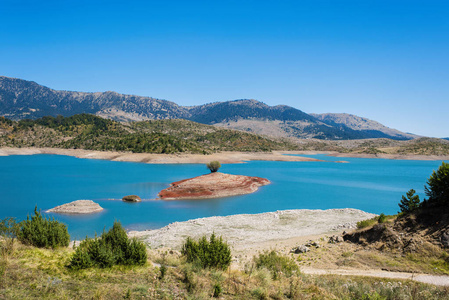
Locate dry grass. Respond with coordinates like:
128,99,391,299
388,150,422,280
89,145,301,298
1,239,449,299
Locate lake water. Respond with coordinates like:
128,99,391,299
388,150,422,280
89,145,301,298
0,154,443,239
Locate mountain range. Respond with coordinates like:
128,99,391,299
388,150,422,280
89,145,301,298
0,75,417,140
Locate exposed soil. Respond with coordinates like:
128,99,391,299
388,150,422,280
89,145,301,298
344,205,449,253
157,172,270,200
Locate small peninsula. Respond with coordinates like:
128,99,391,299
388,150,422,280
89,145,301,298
158,172,270,200
47,200,104,214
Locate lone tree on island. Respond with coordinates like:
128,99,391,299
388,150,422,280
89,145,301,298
207,161,221,173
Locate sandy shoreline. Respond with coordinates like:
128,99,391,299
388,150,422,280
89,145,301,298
283,150,449,161
1,147,447,163
0,147,321,164
328,151,449,161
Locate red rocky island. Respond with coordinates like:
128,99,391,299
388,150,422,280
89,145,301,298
158,172,270,200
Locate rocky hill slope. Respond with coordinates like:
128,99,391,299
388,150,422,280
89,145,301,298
0,76,189,121
342,162,449,275
1,75,415,140
312,113,418,140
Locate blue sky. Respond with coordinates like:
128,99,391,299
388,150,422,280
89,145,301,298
1,0,448,137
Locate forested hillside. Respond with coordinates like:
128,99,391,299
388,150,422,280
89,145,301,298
0,114,297,153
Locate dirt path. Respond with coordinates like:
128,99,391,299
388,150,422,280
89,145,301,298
302,267,449,286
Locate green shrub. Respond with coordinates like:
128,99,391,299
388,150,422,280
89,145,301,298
69,244,93,268
182,264,198,293
17,207,69,248
377,213,386,223
0,217,20,256
159,265,167,280
69,221,147,269
181,233,231,270
251,287,269,300
213,283,222,298
206,161,221,173
356,217,378,229
0,217,19,240
254,250,299,279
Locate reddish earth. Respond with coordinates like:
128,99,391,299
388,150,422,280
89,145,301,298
158,172,270,200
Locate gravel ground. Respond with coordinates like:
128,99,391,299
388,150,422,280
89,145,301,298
129,208,376,250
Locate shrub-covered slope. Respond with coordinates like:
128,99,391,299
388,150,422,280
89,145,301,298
0,114,297,153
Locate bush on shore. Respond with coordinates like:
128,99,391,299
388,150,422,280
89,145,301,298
253,250,299,279
0,217,20,255
69,221,147,269
181,233,231,270
17,207,70,248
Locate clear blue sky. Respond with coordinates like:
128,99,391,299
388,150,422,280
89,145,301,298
1,0,448,137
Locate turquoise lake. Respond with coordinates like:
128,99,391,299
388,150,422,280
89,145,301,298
0,154,444,239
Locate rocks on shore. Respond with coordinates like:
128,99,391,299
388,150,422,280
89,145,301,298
122,195,142,202
290,240,321,254
47,200,103,214
158,172,270,200
328,234,344,244
291,245,310,254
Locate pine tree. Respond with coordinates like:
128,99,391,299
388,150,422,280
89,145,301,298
425,161,449,205
398,189,420,213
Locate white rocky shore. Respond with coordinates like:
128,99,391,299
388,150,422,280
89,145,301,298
129,208,376,250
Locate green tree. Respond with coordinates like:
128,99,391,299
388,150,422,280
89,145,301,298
425,161,449,205
398,189,421,213
206,161,221,173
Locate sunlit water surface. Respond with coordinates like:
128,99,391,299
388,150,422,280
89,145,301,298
0,154,443,239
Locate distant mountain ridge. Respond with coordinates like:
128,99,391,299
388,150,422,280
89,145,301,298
0,76,189,121
0,75,416,140
311,113,418,140
187,99,316,124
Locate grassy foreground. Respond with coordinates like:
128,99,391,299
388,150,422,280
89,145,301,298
1,241,449,300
